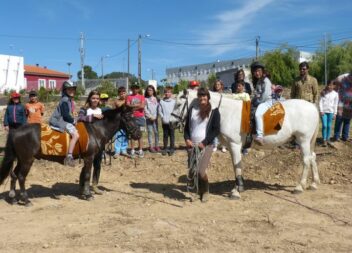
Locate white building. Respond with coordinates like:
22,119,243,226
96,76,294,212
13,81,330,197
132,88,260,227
298,51,314,63
0,54,25,93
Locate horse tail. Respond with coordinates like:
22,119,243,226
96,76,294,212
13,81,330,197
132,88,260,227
0,132,16,185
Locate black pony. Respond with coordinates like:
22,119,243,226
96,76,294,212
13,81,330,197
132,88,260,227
0,106,141,206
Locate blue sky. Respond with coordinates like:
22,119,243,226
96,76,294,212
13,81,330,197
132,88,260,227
1,0,351,82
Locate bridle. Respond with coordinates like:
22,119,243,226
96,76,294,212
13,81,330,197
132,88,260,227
171,92,189,132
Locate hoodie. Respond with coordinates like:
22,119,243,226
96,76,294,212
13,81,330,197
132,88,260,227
158,97,176,124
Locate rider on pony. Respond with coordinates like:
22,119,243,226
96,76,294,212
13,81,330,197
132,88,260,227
251,62,273,145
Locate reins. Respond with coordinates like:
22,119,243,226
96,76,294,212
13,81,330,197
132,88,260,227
187,145,204,195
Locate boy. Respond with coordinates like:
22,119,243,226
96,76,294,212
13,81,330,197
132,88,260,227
114,87,129,157
100,93,111,111
158,86,176,156
49,80,79,167
126,83,145,158
232,81,250,101
25,90,45,123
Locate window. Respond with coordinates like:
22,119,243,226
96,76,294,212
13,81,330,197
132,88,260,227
49,80,56,89
38,79,46,89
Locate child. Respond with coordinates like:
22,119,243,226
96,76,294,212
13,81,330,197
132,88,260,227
49,80,79,167
100,93,111,111
126,83,145,158
212,80,227,153
272,85,285,102
113,87,129,158
319,80,339,146
3,92,27,131
25,90,45,123
158,86,176,156
144,85,160,153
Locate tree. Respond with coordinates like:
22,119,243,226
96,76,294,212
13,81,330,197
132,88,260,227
96,80,118,98
261,45,299,87
77,65,98,80
173,80,188,94
207,73,217,88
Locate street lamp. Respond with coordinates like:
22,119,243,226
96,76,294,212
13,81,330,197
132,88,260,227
67,62,72,78
101,54,109,79
138,34,150,84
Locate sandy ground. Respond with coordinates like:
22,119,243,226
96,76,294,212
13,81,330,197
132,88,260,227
0,102,351,252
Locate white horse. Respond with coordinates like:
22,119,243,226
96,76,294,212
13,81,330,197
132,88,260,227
170,89,320,199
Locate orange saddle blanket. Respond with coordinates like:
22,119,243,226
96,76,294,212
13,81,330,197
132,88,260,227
40,122,89,156
241,101,285,136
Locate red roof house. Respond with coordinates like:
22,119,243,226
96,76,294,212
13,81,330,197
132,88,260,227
24,65,69,91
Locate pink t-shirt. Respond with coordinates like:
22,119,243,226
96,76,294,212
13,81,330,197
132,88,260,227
127,94,145,117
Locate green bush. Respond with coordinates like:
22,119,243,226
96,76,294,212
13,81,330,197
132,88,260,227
96,80,118,98
38,87,55,102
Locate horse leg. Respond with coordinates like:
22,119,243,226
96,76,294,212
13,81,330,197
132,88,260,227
91,152,103,195
197,146,213,202
8,164,20,204
228,141,243,199
80,157,94,200
309,152,320,190
293,141,311,194
17,159,34,206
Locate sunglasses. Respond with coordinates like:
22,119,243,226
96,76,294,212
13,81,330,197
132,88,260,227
300,68,308,71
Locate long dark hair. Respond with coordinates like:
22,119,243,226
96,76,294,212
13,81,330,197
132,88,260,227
84,90,100,109
197,88,211,120
144,85,157,98
234,69,245,82
212,79,224,92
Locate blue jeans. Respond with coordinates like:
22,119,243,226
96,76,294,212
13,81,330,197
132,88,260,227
114,129,128,154
146,119,159,147
334,115,351,141
321,113,334,141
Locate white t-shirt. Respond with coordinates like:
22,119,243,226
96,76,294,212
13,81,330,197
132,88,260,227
190,108,209,144
87,107,102,116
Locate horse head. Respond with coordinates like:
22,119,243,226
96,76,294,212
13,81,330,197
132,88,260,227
170,89,190,131
120,106,141,140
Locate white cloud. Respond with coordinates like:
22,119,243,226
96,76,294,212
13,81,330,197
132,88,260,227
199,0,275,55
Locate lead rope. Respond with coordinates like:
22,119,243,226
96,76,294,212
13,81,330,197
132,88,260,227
187,145,204,196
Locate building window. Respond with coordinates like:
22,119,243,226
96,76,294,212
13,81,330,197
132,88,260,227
38,79,46,89
49,80,56,89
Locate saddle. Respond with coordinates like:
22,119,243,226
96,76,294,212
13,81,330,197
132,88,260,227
241,101,285,148
40,122,89,156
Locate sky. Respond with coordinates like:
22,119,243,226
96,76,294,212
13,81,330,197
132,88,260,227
1,0,351,82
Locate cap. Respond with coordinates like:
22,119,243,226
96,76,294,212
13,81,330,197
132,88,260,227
100,93,109,99
29,90,37,96
131,83,141,88
189,80,200,87
11,92,21,98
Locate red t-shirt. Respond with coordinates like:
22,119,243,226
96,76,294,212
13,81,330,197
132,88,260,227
127,94,145,118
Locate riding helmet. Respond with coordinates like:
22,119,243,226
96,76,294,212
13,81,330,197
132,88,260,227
62,80,77,90
100,93,109,99
189,80,200,87
251,61,265,71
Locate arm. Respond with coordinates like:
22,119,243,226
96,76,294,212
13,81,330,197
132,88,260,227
3,107,9,126
158,102,164,119
21,105,27,124
312,78,318,103
202,110,220,146
60,102,75,123
144,99,152,119
258,78,272,103
333,92,339,115
77,108,93,122
41,103,45,116
291,81,297,99
183,111,191,142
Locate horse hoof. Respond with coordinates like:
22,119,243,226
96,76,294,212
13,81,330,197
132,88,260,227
91,186,103,195
7,197,18,205
309,183,318,191
292,187,304,194
235,176,245,192
201,192,209,203
81,194,94,201
230,190,241,200
25,201,33,207
237,185,245,193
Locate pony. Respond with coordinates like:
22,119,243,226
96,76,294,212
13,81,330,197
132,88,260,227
170,89,320,199
0,106,141,206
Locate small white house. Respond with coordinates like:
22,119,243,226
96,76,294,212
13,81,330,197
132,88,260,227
0,54,25,93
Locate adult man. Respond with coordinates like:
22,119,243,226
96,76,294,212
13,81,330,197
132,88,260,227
291,61,318,103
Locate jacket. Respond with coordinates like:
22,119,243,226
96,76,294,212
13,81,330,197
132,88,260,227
158,97,176,124
253,77,272,105
144,96,159,120
319,90,338,114
184,106,220,146
3,103,27,127
49,95,75,132
291,74,318,103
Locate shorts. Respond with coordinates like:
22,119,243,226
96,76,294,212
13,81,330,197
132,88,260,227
65,123,77,135
134,117,146,132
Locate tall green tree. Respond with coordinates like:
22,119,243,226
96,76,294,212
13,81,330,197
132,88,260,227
77,65,98,80
261,45,299,87
173,80,188,94
207,73,217,88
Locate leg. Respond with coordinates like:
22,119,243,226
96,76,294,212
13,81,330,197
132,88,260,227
198,145,213,202
146,122,153,148
325,113,333,141
293,139,311,193
92,151,103,195
309,152,320,190
341,117,351,141
228,141,243,199
80,157,94,200
8,164,20,204
153,121,159,148
333,115,343,140
114,130,122,155
162,124,169,155
169,126,175,154
17,159,34,206
321,114,328,141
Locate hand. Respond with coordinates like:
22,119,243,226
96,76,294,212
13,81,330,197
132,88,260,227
198,142,205,149
93,114,104,119
4,126,9,132
333,114,336,120
73,111,78,117
320,112,324,116
186,139,193,148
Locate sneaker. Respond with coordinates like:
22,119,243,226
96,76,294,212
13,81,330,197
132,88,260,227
149,147,156,153
254,136,264,146
130,149,135,158
154,146,161,152
242,148,249,155
168,149,175,156
113,153,119,159
322,140,327,147
121,150,128,156
64,156,75,167
212,147,218,152
138,149,144,158
161,149,168,156
221,146,227,153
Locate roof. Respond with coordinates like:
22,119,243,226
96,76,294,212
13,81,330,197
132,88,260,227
24,65,69,78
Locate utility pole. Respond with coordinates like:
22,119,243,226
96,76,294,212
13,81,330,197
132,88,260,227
138,35,142,84
101,56,104,79
127,39,130,93
255,36,260,60
324,33,328,86
79,32,85,89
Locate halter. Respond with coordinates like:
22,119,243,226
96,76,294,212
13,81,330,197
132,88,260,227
171,93,189,132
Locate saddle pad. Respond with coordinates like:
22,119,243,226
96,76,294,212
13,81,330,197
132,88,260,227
263,102,285,136
241,101,251,134
40,122,89,156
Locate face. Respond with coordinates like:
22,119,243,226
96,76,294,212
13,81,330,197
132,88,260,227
132,87,139,95
147,87,154,96
238,71,244,80
12,97,20,103
254,68,263,79
300,66,308,76
29,95,37,102
66,87,76,97
214,82,222,91
164,89,172,98
90,94,100,108
236,84,244,93
198,94,209,106
119,91,126,99
327,82,334,91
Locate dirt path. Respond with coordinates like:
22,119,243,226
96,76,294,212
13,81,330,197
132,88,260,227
0,143,351,253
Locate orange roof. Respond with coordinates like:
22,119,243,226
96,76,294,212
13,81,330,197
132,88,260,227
24,65,69,78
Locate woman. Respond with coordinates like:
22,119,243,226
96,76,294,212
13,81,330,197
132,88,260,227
184,88,220,202
144,85,160,153
77,90,104,194
231,69,252,95
212,80,227,153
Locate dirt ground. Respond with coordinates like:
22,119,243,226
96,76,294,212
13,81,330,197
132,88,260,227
0,103,351,253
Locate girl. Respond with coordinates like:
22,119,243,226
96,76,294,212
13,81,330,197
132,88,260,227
144,85,160,153
231,69,252,95
25,90,45,124
212,80,227,153
319,80,339,146
49,80,79,167
3,92,27,131
114,87,129,157
184,88,220,202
